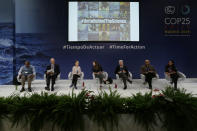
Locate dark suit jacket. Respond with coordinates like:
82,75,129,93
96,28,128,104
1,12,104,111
45,64,60,78
140,65,156,75
165,65,177,73
92,65,103,73
114,65,129,76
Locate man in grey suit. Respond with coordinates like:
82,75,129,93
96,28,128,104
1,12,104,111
140,60,156,89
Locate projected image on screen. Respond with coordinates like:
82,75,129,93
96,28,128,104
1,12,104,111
69,2,139,41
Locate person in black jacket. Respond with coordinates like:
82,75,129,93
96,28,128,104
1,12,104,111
45,58,60,91
115,60,132,89
165,60,179,90
92,61,106,88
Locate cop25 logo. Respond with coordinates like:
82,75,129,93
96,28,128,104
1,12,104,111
164,4,191,36
164,4,191,25
164,5,190,15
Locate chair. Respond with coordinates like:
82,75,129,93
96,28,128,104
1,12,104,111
68,72,84,86
17,74,36,83
116,72,132,87
116,71,132,80
92,71,108,83
164,71,186,87
44,73,61,82
140,73,159,83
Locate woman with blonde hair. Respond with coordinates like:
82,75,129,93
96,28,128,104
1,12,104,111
70,60,82,89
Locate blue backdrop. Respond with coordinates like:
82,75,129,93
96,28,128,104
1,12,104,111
0,0,196,85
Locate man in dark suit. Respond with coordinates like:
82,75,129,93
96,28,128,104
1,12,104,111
115,60,132,90
45,58,60,91
140,60,156,89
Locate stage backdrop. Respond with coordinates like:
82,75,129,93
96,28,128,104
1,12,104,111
0,0,196,85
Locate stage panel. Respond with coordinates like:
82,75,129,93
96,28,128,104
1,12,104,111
0,79,197,97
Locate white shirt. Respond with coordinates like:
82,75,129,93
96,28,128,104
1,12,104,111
72,66,81,75
18,65,36,76
51,64,55,73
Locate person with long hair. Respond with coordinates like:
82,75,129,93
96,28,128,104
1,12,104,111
70,60,82,89
92,61,105,88
165,60,179,90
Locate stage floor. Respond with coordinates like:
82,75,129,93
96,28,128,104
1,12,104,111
0,79,197,97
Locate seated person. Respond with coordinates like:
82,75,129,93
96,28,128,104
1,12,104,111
45,58,60,91
18,61,36,92
165,60,179,90
69,60,82,89
114,60,132,90
92,61,106,88
140,60,157,89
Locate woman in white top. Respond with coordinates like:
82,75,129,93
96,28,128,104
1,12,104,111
70,60,81,89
